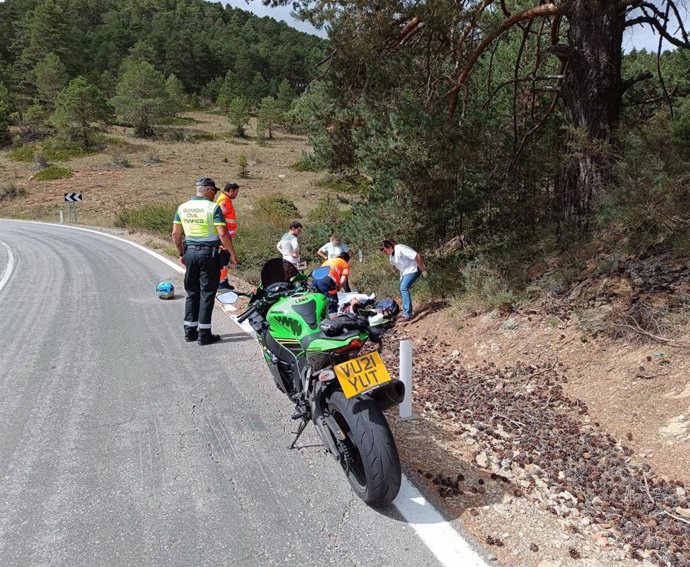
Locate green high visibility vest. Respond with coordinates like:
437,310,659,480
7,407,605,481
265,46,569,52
174,197,224,244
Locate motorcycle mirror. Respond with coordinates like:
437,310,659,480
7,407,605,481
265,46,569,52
311,266,330,280
216,291,239,304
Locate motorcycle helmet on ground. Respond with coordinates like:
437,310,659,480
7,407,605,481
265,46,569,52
156,281,175,299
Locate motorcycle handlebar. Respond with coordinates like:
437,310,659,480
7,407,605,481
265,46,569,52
236,304,257,324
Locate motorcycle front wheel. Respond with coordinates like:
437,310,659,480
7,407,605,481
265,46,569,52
327,391,402,507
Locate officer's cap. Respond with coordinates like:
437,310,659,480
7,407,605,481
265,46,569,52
195,177,217,189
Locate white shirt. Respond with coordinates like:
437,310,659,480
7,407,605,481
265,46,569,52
389,244,419,278
319,241,350,259
277,232,300,264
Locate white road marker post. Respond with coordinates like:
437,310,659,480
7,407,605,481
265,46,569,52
399,340,413,419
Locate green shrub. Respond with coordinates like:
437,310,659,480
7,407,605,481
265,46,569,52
254,194,299,219
0,184,26,201
314,174,369,195
238,154,249,178
114,203,178,235
8,140,95,162
452,257,518,313
34,166,73,181
7,144,36,162
291,151,324,172
111,152,131,168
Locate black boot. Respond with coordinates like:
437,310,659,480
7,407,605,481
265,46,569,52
198,330,221,345
184,328,198,342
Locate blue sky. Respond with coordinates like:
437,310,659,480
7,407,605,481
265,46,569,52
222,0,688,51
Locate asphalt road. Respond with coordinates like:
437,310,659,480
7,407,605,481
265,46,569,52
0,221,446,567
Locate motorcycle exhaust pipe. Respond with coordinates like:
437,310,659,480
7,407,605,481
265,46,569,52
368,379,405,412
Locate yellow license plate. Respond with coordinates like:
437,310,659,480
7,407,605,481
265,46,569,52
334,351,392,398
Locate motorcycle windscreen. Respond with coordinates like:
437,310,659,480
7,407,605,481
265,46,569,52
261,258,289,287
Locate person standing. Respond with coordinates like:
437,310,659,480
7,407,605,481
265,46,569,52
317,233,351,261
276,220,303,281
379,239,427,320
216,181,240,290
317,233,352,291
172,177,235,345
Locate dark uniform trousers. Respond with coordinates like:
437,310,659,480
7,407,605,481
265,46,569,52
313,277,338,314
184,244,221,332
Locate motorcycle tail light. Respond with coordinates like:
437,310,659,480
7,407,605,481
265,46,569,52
332,338,364,354
318,369,336,382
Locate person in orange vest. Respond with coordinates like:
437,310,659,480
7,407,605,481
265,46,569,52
216,182,239,290
313,252,351,316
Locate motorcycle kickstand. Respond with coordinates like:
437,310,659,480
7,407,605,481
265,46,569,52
289,417,308,450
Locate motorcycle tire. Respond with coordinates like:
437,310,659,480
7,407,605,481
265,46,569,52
327,390,402,507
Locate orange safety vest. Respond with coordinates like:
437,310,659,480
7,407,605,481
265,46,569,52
322,258,350,293
216,192,237,236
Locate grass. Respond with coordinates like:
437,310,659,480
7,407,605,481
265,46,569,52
114,203,179,236
33,166,73,181
8,141,97,162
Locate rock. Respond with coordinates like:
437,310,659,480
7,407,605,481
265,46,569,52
537,561,562,567
558,490,577,503
475,452,489,468
658,414,690,441
593,534,610,547
451,350,460,357
578,304,614,333
481,312,497,324
502,318,520,331
676,486,687,500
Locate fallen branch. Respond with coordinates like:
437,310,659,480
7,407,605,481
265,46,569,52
642,472,655,505
619,321,690,347
661,510,690,526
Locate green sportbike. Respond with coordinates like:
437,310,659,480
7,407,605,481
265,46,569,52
226,259,404,507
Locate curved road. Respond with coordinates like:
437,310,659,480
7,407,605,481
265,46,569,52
0,220,466,567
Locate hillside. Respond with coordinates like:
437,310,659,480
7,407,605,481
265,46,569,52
2,109,690,567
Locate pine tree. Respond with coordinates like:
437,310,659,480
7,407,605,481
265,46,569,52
32,53,68,107
111,61,172,137
276,79,296,111
53,76,111,148
256,96,283,140
227,97,249,137
0,103,12,147
16,0,79,75
217,71,240,111
165,73,186,114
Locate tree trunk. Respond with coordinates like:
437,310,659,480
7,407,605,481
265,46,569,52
556,0,625,245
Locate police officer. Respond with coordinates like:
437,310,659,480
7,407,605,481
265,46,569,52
172,177,236,345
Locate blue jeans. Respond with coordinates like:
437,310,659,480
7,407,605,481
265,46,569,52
400,270,421,317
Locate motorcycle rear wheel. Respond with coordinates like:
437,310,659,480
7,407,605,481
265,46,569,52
327,391,401,507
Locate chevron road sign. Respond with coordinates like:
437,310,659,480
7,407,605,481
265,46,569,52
64,193,82,202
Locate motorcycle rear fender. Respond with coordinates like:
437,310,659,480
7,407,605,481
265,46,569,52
313,417,342,460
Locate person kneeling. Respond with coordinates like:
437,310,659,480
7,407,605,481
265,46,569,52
313,252,351,319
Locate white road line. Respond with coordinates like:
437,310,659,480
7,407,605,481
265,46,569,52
0,220,184,274
394,478,489,567
0,240,16,294
0,219,490,567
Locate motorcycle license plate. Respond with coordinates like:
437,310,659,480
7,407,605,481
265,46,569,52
334,352,392,398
